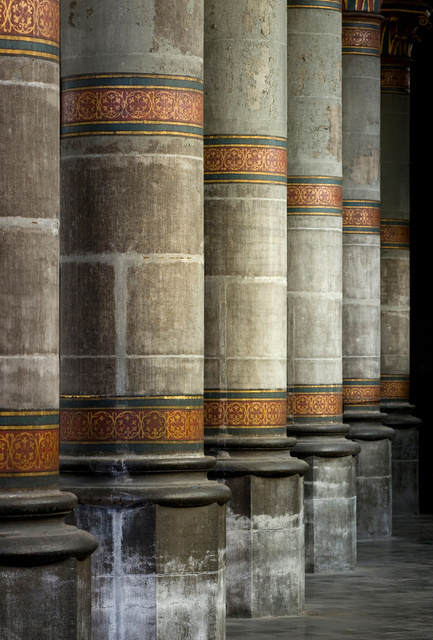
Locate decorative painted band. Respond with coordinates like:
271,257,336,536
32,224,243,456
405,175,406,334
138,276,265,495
342,18,381,56
287,386,343,422
343,379,380,406
0,0,59,60
381,63,410,95
381,376,409,401
60,395,204,444
287,0,341,10
0,411,59,476
343,200,380,233
381,219,409,249
61,74,203,139
287,177,342,215
204,390,287,432
204,136,287,185
343,0,381,12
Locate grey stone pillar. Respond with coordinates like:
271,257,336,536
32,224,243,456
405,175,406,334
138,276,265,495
204,0,308,617
342,1,395,539
380,1,429,515
0,3,97,638
60,1,230,638
286,0,360,573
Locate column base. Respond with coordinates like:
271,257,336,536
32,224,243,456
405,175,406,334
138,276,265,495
345,410,395,538
206,437,308,617
60,454,230,640
0,489,97,640
287,423,360,573
382,402,421,515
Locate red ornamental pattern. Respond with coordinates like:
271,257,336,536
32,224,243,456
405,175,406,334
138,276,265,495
287,184,342,208
381,68,410,92
343,385,380,405
61,88,203,126
381,381,409,399
204,400,286,428
0,0,59,42
342,26,380,52
287,393,342,417
381,224,409,246
60,408,203,442
0,429,58,474
343,206,380,228
204,146,287,175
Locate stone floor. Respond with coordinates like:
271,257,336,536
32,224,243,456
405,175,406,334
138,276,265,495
226,515,433,639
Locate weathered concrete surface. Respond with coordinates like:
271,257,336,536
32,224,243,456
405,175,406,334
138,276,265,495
381,88,420,514
303,455,357,573
204,0,305,617
0,559,92,640
353,438,392,538
286,3,358,573
71,502,226,640
342,11,392,537
224,474,304,617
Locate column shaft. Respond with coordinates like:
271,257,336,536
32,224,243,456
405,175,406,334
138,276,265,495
342,2,394,538
380,0,429,515
60,1,229,638
204,0,308,616
286,0,360,573
0,1,96,636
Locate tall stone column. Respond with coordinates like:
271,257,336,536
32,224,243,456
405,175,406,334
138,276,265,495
0,2,97,638
342,0,395,538
60,1,230,639
380,0,430,515
204,0,308,617
286,0,360,573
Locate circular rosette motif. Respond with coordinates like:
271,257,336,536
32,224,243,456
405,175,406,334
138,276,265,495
189,410,204,439
265,148,285,174
100,90,124,119
177,91,194,122
125,90,152,120
226,402,247,426
247,401,265,426
153,91,175,121
245,147,265,172
265,401,286,425
91,412,115,440
204,401,225,426
77,91,99,121
224,148,245,171
142,411,166,440
67,411,90,440
10,0,35,34
37,0,57,39
167,411,188,439
287,185,301,205
116,411,141,440
11,432,37,471
38,431,58,469
294,395,311,415
204,148,224,172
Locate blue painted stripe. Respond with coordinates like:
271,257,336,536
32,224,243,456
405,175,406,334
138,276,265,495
61,122,203,137
62,74,203,92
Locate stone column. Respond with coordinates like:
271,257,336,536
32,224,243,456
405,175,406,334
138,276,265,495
60,1,230,639
342,0,395,538
380,0,430,515
0,2,97,638
286,0,360,573
204,0,308,617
